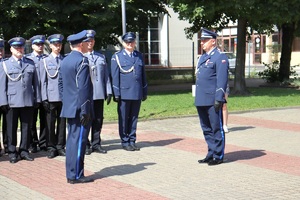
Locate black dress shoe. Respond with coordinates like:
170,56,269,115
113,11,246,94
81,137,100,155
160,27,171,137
57,149,66,156
10,156,18,164
198,157,213,164
122,145,135,151
130,143,140,151
208,158,223,166
21,155,34,161
93,146,107,154
47,150,58,159
67,176,94,184
85,148,92,155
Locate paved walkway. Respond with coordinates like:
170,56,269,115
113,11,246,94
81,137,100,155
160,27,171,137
0,79,299,199
1,106,300,199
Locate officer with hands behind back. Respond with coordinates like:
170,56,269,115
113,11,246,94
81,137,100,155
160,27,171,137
59,30,94,184
40,34,66,159
0,37,40,163
195,28,228,166
111,32,148,151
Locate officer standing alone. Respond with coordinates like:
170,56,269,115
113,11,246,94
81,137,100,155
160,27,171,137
0,37,40,163
111,32,148,151
59,30,94,184
84,30,112,155
40,34,66,159
195,28,229,166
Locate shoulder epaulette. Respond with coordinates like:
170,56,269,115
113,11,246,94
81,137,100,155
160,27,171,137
24,56,34,62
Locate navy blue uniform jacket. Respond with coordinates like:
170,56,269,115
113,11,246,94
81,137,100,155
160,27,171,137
111,49,147,100
59,50,93,118
194,48,229,106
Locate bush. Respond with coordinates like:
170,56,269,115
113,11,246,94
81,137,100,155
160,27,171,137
257,60,298,83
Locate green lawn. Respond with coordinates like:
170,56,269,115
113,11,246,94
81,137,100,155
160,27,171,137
104,87,300,122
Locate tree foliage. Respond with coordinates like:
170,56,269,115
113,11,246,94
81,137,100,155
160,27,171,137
169,0,300,93
0,0,168,49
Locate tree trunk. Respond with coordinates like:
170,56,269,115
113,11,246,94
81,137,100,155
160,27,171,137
279,23,295,82
232,18,250,95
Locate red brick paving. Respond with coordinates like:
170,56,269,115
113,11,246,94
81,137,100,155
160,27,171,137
1,108,300,199
0,158,169,200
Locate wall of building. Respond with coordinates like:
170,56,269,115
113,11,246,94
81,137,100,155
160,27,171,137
167,7,198,68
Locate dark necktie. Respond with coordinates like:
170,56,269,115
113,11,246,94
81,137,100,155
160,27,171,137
56,56,59,65
90,52,94,61
18,59,22,68
37,55,42,61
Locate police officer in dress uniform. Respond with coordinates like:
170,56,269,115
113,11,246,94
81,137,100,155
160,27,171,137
111,32,148,151
195,28,229,166
27,35,48,153
40,34,66,159
0,39,8,156
59,30,94,184
84,30,112,155
0,37,40,163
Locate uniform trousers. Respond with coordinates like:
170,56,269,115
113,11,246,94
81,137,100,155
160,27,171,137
0,110,7,151
87,99,104,149
6,107,34,158
117,99,141,147
196,105,225,160
31,104,48,149
46,102,66,150
65,113,90,180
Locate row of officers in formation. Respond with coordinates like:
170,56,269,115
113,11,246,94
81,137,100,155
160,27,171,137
0,28,228,184
0,30,148,184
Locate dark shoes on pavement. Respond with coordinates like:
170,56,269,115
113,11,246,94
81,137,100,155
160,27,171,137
208,158,223,166
47,150,58,159
10,156,18,164
198,157,213,164
85,148,93,155
198,157,223,165
123,145,135,151
86,146,107,155
57,149,66,156
21,155,34,161
9,154,34,163
67,176,94,184
47,149,66,158
130,143,140,151
122,143,140,151
92,146,107,154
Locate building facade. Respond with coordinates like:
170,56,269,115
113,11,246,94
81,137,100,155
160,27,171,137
139,7,300,69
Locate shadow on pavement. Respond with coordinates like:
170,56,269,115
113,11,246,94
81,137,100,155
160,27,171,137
102,138,183,151
229,126,255,132
225,149,266,163
90,162,156,180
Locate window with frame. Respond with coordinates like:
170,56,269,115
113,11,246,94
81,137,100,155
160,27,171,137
139,16,161,66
